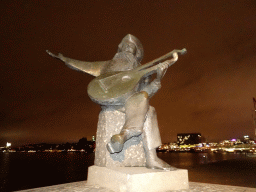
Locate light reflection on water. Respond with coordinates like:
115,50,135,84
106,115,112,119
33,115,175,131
157,152,247,168
0,152,10,190
157,152,256,188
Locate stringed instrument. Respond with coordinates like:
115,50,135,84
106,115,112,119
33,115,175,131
87,48,187,105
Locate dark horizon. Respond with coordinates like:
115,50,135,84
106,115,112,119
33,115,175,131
1,1,256,147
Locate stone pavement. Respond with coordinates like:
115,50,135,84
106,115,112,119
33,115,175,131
19,181,256,192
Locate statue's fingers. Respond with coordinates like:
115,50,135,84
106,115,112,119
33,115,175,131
46,50,52,55
157,67,163,79
160,66,166,73
160,63,168,71
161,62,168,69
46,50,58,58
162,68,168,77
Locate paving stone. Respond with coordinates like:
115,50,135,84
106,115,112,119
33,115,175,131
18,181,256,192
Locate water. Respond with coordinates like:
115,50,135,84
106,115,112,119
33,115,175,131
0,152,94,191
158,152,256,188
0,152,255,191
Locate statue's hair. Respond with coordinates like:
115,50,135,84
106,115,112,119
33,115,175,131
118,34,144,63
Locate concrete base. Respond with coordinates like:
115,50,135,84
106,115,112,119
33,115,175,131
95,107,146,168
87,165,189,192
18,181,256,192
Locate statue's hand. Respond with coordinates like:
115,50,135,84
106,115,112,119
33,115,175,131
46,50,66,62
156,61,169,81
46,50,57,58
57,53,65,61
156,52,178,81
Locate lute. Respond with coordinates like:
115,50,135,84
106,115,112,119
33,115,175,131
87,48,187,105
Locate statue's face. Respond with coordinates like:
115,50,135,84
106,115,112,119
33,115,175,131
121,42,137,55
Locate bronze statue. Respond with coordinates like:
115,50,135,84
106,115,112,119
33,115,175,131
47,34,186,170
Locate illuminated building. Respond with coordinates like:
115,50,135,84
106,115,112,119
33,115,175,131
6,142,11,148
244,135,250,143
177,133,201,146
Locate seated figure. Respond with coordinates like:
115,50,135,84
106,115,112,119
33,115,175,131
47,34,185,170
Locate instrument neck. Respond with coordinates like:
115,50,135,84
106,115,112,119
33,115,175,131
136,48,186,71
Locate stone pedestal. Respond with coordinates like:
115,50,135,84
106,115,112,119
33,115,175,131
94,107,146,168
87,165,189,192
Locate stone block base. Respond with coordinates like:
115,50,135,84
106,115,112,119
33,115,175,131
95,107,146,168
87,165,189,192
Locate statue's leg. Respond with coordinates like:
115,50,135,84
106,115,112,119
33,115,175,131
143,107,177,171
107,91,149,153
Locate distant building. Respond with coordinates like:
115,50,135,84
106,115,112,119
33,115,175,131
253,98,256,140
177,133,201,146
244,135,250,143
86,136,96,141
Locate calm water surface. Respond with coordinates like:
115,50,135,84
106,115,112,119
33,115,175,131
0,152,255,191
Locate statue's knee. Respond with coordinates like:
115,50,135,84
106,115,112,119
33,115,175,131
121,126,143,136
126,91,149,106
135,91,149,104
141,91,149,99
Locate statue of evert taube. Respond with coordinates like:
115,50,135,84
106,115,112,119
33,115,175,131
47,34,186,171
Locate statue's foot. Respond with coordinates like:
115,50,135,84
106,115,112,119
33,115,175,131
106,134,125,154
146,157,177,171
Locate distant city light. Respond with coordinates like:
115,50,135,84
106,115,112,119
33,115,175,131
231,139,236,142
6,142,11,147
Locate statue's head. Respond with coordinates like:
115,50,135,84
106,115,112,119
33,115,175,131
118,34,144,63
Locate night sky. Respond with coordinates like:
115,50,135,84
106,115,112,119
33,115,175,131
1,1,256,147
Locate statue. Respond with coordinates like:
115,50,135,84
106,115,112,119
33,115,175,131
47,34,186,170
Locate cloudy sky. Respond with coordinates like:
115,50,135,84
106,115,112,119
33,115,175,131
1,0,256,147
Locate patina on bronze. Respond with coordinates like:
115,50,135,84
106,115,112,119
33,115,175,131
47,34,186,170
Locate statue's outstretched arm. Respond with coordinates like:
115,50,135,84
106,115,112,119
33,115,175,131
46,50,109,77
